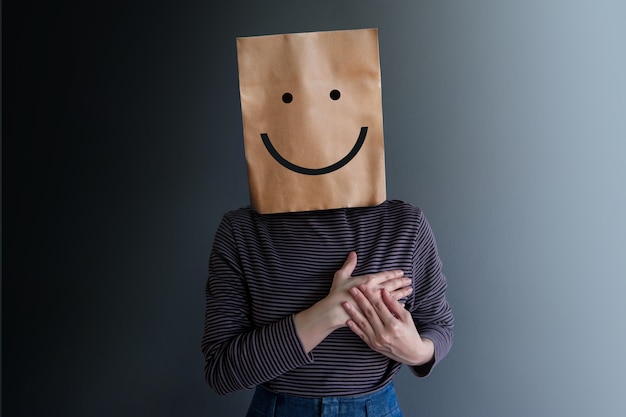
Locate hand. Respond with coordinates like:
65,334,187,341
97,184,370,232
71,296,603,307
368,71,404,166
294,251,412,353
325,251,413,328
343,285,435,366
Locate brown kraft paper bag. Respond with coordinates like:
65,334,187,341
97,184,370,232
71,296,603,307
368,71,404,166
236,28,386,214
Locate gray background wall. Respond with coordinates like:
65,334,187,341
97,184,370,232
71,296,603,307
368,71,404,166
4,1,625,416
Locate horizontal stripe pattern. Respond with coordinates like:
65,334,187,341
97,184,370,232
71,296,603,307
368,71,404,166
202,200,453,396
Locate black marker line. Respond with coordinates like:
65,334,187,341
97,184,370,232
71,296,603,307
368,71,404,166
260,127,368,176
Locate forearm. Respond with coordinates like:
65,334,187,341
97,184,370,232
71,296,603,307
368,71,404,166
203,315,313,395
410,299,454,376
293,298,345,353
407,337,434,366
205,298,344,394
409,211,455,376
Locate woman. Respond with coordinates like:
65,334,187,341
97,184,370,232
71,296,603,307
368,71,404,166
202,199,454,416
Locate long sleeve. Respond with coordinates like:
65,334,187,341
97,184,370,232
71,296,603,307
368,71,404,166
201,216,313,395
201,201,453,396
409,211,454,377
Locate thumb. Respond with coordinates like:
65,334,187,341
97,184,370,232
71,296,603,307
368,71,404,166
335,251,357,279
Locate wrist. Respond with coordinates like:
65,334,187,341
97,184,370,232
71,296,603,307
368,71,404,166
408,337,435,367
293,298,344,353
309,297,346,332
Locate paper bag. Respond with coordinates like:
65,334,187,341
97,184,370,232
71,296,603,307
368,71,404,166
236,28,386,214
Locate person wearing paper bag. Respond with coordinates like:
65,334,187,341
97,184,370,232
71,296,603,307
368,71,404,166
202,28,453,417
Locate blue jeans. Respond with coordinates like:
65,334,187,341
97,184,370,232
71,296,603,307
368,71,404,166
245,382,404,417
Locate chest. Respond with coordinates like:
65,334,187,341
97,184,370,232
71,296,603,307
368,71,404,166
236,220,415,325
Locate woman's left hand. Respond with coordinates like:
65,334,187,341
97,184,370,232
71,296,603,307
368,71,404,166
343,285,434,366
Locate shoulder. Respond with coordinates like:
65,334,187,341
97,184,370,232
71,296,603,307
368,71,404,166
374,199,425,223
212,206,257,241
381,199,422,213
221,205,255,220
219,206,262,228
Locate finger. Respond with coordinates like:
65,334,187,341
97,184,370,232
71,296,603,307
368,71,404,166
361,269,404,286
335,251,358,280
381,277,412,295
365,287,398,326
342,301,371,329
351,286,385,332
383,289,408,321
359,274,407,296
346,318,369,342
374,269,405,282
343,301,376,345
390,285,413,302
389,287,413,301
343,301,375,341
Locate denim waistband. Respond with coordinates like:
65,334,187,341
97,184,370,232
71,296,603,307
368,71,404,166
246,382,403,417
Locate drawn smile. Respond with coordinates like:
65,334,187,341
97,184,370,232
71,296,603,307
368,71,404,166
260,127,368,175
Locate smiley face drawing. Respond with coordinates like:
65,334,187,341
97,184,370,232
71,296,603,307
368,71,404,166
260,87,368,175
236,28,386,214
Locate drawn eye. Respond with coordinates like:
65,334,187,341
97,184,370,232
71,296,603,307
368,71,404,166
282,93,293,103
330,89,341,100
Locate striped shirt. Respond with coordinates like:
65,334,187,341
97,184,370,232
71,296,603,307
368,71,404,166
202,199,453,397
